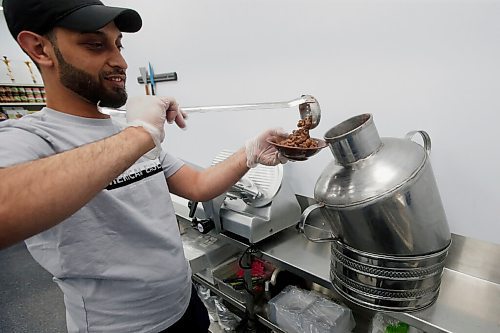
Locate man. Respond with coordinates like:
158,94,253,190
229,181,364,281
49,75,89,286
0,0,287,332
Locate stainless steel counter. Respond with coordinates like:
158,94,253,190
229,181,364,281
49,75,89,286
253,228,500,333
173,196,500,333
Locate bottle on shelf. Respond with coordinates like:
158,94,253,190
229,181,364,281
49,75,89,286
0,85,46,104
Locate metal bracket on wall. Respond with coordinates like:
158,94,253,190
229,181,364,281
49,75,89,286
137,72,177,84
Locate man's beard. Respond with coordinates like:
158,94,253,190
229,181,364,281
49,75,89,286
53,46,127,108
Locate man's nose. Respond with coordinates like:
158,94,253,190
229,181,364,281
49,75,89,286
109,47,128,70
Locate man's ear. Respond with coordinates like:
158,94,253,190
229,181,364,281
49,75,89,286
17,31,55,69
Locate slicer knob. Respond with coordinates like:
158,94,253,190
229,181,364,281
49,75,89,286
196,219,215,234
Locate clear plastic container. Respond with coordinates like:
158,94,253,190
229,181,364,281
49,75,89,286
268,285,355,333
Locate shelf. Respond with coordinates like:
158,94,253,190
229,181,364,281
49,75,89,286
0,83,44,87
0,103,45,106
192,274,287,333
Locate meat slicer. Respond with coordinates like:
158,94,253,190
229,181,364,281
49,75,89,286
189,150,302,244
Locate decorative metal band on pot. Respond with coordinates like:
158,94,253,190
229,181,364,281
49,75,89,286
330,242,448,279
329,237,450,268
332,272,440,299
329,239,451,311
331,273,441,312
331,249,445,280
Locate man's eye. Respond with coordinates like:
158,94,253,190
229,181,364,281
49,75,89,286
86,42,104,49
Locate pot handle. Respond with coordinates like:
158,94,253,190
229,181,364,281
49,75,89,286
298,202,339,243
405,130,432,155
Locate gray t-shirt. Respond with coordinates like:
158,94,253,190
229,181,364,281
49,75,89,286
0,108,191,333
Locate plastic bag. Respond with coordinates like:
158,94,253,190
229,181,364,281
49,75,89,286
196,284,218,322
196,283,242,331
370,313,422,333
268,285,355,333
214,298,242,332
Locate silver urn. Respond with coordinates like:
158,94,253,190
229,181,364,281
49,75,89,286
299,113,451,311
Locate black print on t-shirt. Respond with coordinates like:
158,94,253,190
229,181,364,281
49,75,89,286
106,161,163,190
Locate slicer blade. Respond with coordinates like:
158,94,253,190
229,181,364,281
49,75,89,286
212,150,283,207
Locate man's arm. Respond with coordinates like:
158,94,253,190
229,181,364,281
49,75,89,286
0,126,154,249
167,128,288,201
167,148,249,202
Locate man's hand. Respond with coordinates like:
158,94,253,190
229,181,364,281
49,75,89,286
161,97,187,129
126,96,185,159
245,128,289,168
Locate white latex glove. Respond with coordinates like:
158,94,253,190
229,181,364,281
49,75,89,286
164,99,188,129
126,96,185,159
245,128,289,168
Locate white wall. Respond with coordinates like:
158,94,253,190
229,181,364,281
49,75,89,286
0,14,31,62
2,1,499,245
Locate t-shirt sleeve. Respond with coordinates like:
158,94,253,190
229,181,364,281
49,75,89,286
159,150,185,178
0,123,55,168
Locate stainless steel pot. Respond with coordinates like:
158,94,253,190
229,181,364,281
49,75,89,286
298,113,451,311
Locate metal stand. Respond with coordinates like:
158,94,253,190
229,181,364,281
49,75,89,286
242,250,257,332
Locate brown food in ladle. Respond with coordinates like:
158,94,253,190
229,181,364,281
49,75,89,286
278,116,319,148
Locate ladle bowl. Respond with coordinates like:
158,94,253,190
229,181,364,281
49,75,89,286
297,95,321,130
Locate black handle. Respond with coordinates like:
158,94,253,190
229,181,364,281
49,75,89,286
137,72,177,84
188,201,198,218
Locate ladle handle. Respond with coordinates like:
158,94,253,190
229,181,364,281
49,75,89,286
107,97,307,114
405,130,432,156
298,203,339,243
182,96,311,114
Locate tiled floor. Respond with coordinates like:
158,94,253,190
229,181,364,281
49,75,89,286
0,242,66,333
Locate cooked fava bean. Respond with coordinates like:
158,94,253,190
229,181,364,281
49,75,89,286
278,116,319,148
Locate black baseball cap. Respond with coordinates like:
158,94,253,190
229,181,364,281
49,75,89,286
2,0,142,40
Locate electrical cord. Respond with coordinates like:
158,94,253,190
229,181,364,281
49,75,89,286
238,245,259,269
237,245,261,296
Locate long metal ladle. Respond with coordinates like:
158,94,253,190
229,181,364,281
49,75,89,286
108,94,321,129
